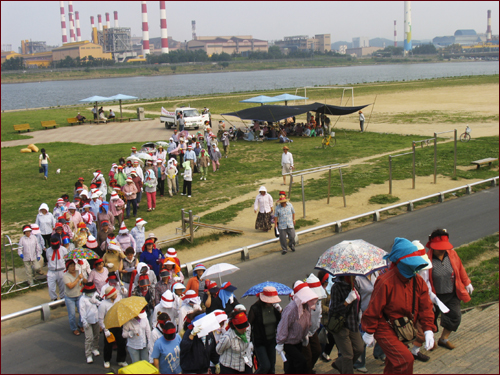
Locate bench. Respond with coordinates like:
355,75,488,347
116,117,131,123
471,157,498,169
40,120,59,129
67,117,84,126
13,123,32,133
93,119,107,124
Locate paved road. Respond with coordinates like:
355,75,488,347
1,187,498,374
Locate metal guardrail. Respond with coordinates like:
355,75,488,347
2,176,498,323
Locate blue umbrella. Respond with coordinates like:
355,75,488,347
242,281,293,298
109,94,139,118
240,95,280,106
79,96,114,120
271,93,308,106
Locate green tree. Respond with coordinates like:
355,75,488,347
1,56,24,71
413,44,437,55
268,45,282,59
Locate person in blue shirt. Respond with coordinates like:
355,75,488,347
152,321,182,374
139,238,164,278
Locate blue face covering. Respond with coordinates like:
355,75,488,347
384,237,428,279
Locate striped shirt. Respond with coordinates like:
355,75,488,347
432,253,454,294
216,327,252,372
276,301,311,345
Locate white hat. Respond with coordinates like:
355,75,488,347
108,241,121,252
258,186,267,193
306,273,327,299
167,248,177,257
293,281,318,305
136,217,147,227
172,282,186,291
213,309,228,324
412,240,432,270
118,221,128,234
164,260,176,266
30,224,41,235
160,290,175,309
148,233,158,242
80,189,89,197
234,304,247,312
86,235,98,249
258,286,282,304
193,264,206,272
91,192,99,199
110,191,119,200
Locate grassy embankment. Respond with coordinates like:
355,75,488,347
1,55,443,84
2,74,497,143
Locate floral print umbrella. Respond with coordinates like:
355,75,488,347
315,239,388,277
64,248,100,260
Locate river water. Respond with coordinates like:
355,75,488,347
1,61,498,111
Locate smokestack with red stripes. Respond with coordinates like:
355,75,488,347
486,10,492,42
68,1,75,43
394,20,397,47
91,16,95,29
114,11,119,28
97,14,103,31
160,1,169,53
60,1,68,44
105,12,110,28
75,11,81,41
141,1,150,55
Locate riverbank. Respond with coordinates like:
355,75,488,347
0,55,451,84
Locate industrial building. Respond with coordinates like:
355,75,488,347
274,34,331,53
186,36,268,56
346,46,383,57
352,37,369,48
51,41,112,61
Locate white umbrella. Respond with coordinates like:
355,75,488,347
136,152,153,161
126,156,144,167
155,141,169,148
200,263,240,285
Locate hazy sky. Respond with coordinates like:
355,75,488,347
1,1,498,51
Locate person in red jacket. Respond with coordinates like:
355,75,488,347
426,228,473,350
361,237,436,374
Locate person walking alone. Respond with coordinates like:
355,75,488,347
39,148,52,180
274,195,296,255
359,111,365,133
254,186,274,232
281,146,294,185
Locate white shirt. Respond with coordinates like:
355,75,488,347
281,152,293,167
152,304,179,331
359,113,365,121
123,316,152,350
39,153,50,165
98,298,115,330
254,193,274,213
80,293,101,325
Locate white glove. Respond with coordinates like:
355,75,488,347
273,303,282,312
207,162,210,166
83,323,89,330
104,329,111,338
465,284,474,295
191,325,202,336
275,344,284,353
302,335,309,347
106,263,114,268
429,291,437,304
362,332,375,347
424,330,435,351
122,287,128,295
345,289,358,304
228,295,234,304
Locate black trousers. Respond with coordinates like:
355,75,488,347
434,292,462,332
220,364,252,374
41,234,52,262
183,180,192,196
157,178,165,196
103,326,127,363
302,332,322,373
284,342,307,374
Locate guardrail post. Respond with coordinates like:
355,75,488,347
288,174,293,199
339,168,346,207
240,247,249,261
335,222,342,233
412,142,416,189
327,167,332,204
41,303,51,322
466,185,472,194
434,133,438,184
189,210,194,243
407,201,414,212
301,176,306,218
454,129,457,178
186,262,193,275
181,209,186,235
373,211,380,222
389,156,393,195
491,178,497,187
438,192,445,202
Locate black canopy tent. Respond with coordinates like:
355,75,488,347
222,102,370,123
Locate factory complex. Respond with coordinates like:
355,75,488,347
1,1,498,69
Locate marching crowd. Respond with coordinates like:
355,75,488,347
22,125,475,374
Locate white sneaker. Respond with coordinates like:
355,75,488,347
180,193,185,196
87,356,93,364
188,195,191,198
200,177,203,180
204,178,206,180
117,362,128,367
92,349,100,356
103,361,110,368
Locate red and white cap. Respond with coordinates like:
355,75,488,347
110,191,119,200
86,235,98,249
56,198,64,204
136,218,147,227
160,290,175,309
118,222,128,234
306,273,327,299
167,248,177,258
182,290,198,301
30,224,41,235
213,309,228,324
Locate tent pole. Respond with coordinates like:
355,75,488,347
365,95,377,132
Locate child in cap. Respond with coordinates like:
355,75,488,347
18,225,44,286
80,282,101,363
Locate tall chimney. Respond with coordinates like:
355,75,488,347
192,20,197,40
404,1,412,56
160,1,169,53
141,1,150,55
68,1,75,43
75,11,81,42
105,12,110,28
91,16,95,29
394,20,397,47
97,14,103,31
114,11,119,28
60,1,68,44
487,10,492,42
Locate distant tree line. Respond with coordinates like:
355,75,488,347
1,57,25,71
145,50,232,64
53,55,116,68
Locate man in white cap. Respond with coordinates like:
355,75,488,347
276,281,318,374
130,218,147,255
18,225,44,286
274,195,296,255
184,144,197,172
116,222,136,253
